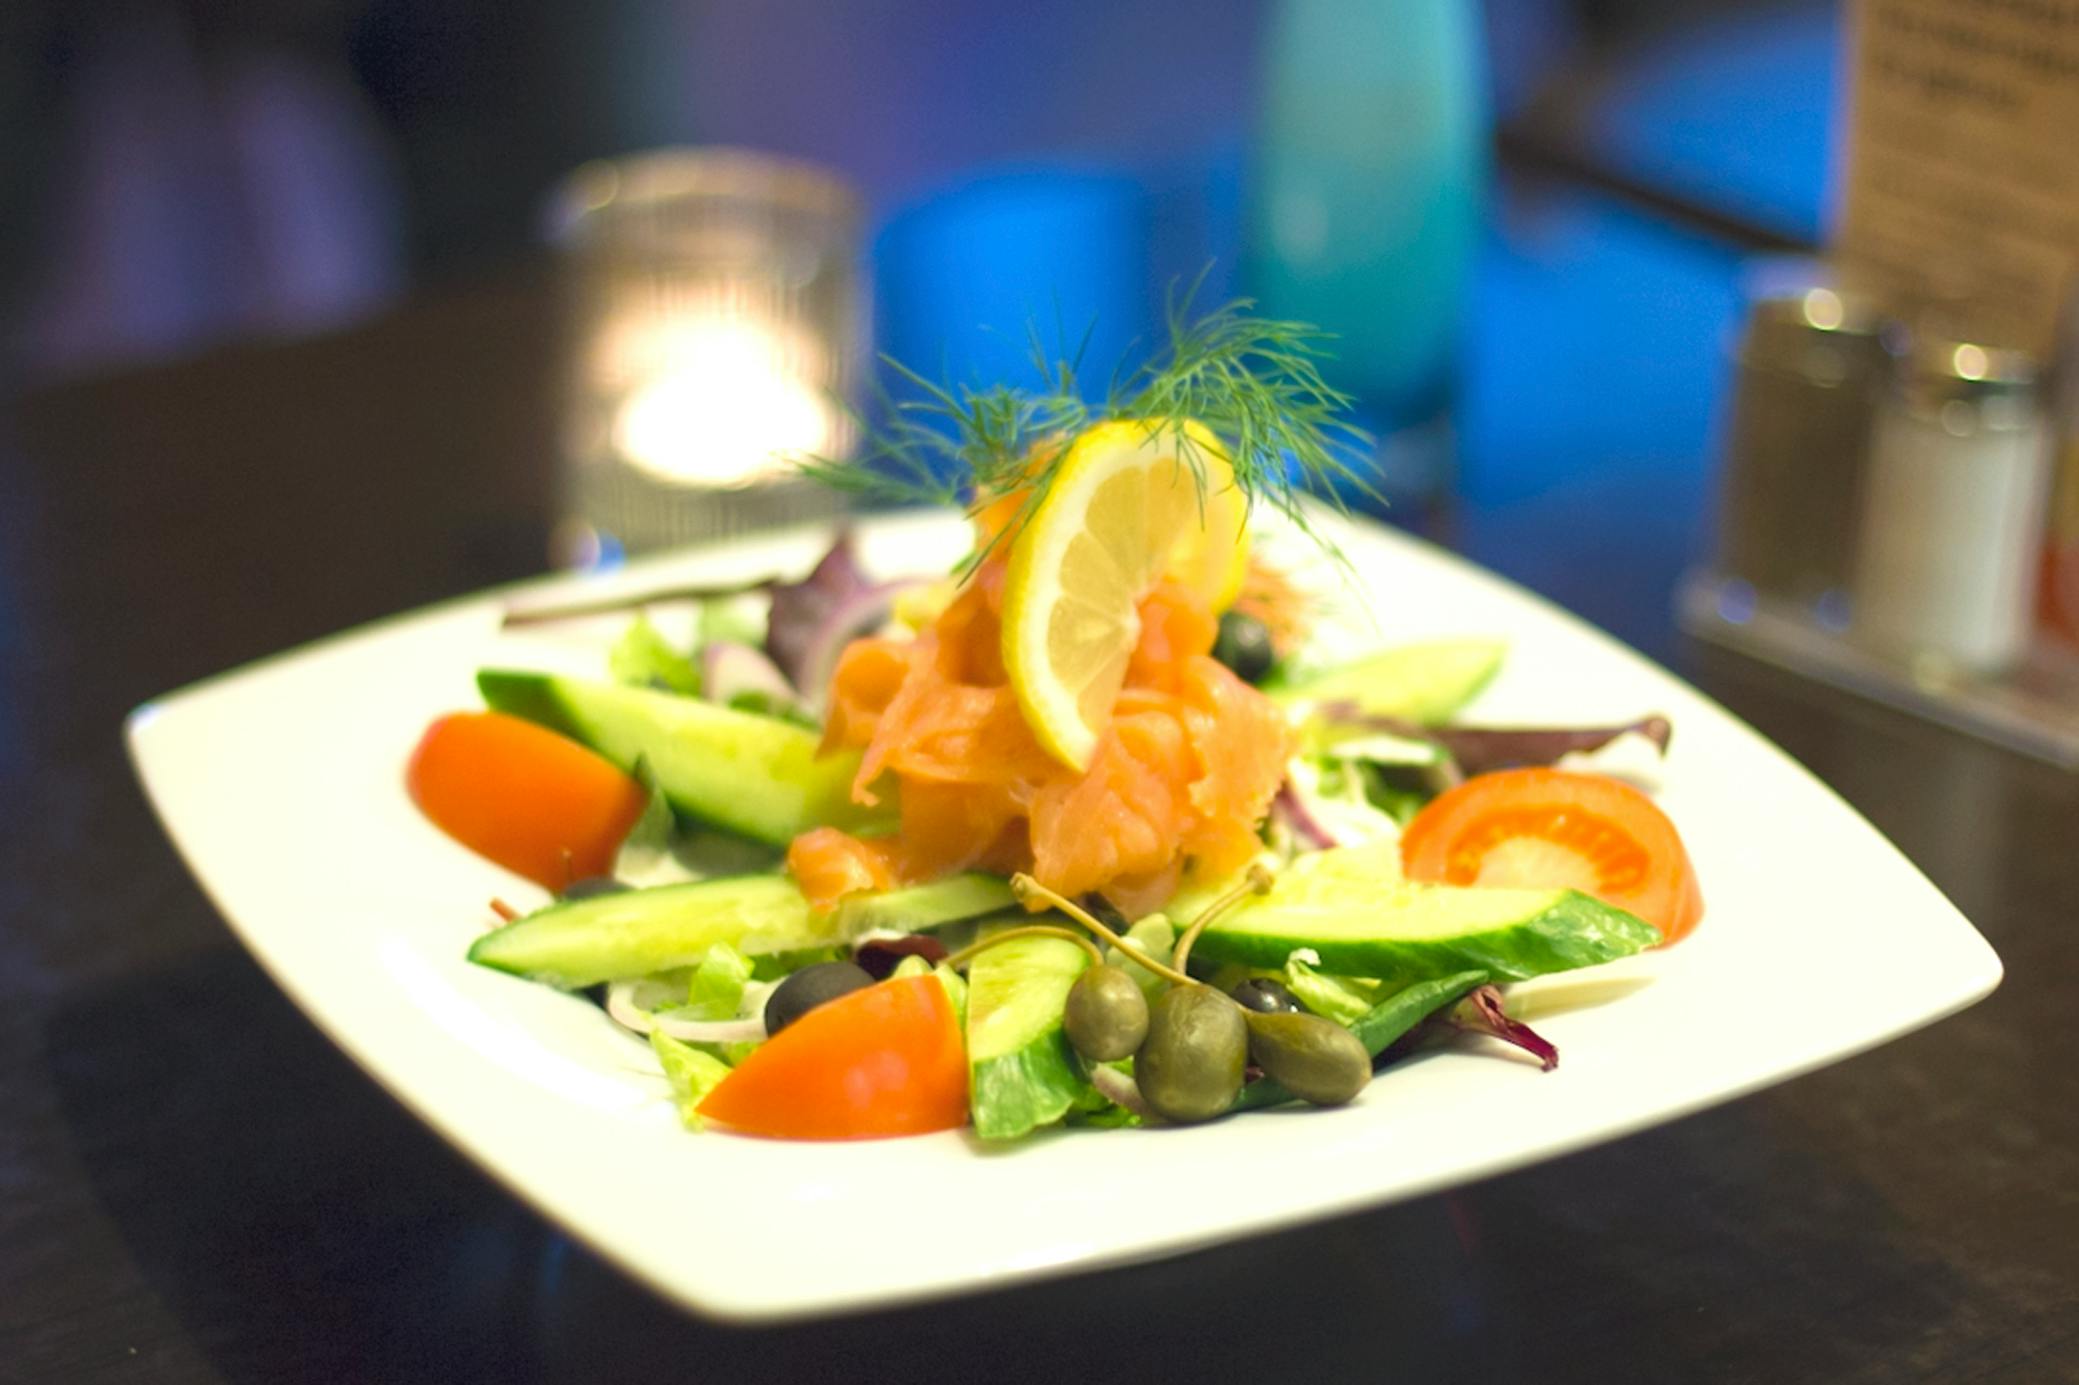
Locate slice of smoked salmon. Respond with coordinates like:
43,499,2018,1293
1177,654,1292,880
1029,705,1192,899
819,638,913,754
800,547,1292,916
1126,578,1220,693
787,827,901,914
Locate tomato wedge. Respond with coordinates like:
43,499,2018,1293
1400,767,1703,942
406,711,649,890
698,975,968,1140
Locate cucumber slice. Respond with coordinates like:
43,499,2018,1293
965,929,1092,1142
1272,638,1505,724
470,873,1016,988
838,873,1015,935
478,669,890,846
1191,878,1658,984
469,876,831,988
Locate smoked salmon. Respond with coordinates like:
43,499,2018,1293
787,551,1292,917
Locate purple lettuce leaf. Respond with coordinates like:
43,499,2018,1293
1437,985,1559,1071
764,530,875,687
763,531,926,708
1319,707,1672,780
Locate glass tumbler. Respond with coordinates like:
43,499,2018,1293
546,148,865,563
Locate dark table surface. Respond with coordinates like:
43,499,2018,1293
4,267,2076,1385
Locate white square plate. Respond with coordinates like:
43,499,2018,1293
126,511,2000,1322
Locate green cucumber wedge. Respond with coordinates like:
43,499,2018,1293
965,928,1092,1142
471,872,1016,989
1191,880,1658,985
840,873,1015,934
477,669,888,845
1272,637,1505,724
469,876,832,988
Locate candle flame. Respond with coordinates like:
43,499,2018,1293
612,315,837,486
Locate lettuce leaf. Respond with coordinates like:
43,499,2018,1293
1107,914,1178,1004
685,943,755,1020
650,1031,732,1130
1282,958,1384,1027
609,615,701,695
699,593,770,650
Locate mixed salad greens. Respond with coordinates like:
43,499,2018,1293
408,303,1702,1143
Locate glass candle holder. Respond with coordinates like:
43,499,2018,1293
546,148,864,562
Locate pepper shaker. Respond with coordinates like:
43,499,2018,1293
1712,267,1889,614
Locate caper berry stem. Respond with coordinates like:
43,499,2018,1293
942,924,1105,971
1009,875,1198,987
1170,862,1276,976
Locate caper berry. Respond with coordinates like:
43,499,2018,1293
1063,964,1149,1061
560,875,631,901
1136,985,1248,1123
763,960,874,1035
1231,976,1305,1015
1244,1011,1372,1106
1211,610,1277,684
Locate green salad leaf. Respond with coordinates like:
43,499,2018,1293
1282,958,1385,1027
609,615,701,695
685,942,755,1020
699,593,770,649
650,1031,732,1130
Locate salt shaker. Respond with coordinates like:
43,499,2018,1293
1851,335,2054,674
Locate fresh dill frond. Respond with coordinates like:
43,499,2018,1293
795,282,1374,566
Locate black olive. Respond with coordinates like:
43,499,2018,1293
1231,976,1306,1015
763,961,875,1035
560,875,631,901
1063,965,1150,1061
1136,985,1248,1123
1211,610,1277,684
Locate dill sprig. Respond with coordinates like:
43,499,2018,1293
795,280,1375,566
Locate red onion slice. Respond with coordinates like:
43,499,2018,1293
1273,781,1339,851
1087,1064,1154,1120
790,580,926,713
701,641,805,712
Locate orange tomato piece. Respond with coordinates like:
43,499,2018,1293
696,976,968,1140
406,711,649,891
1400,767,1704,943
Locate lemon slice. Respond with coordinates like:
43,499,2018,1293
1002,418,1248,771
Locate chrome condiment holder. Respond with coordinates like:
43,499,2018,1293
1681,263,2079,768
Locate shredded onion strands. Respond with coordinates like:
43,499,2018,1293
605,980,768,1044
